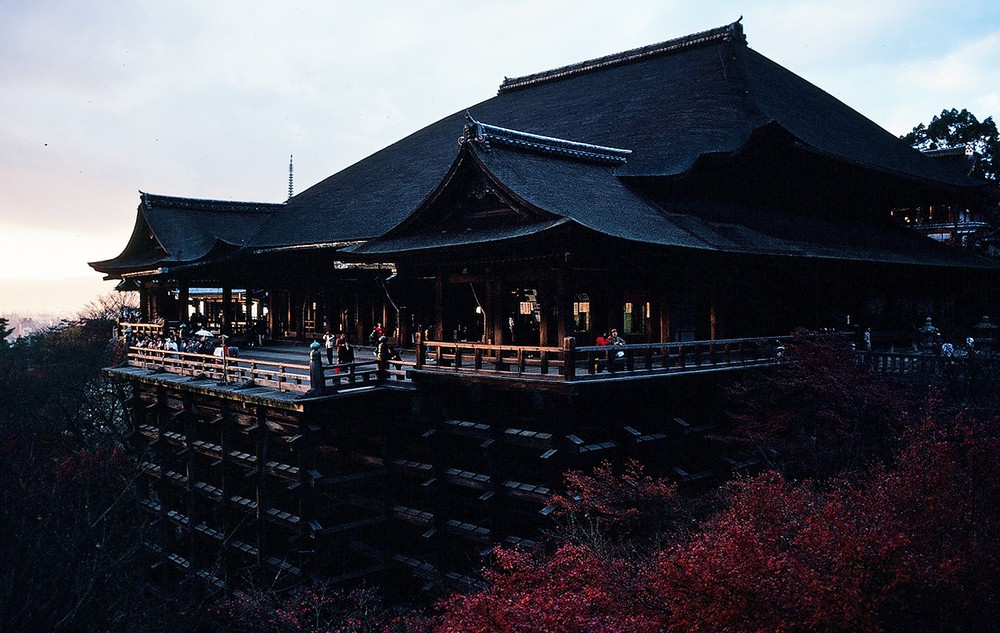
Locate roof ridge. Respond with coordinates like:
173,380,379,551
921,145,974,157
497,20,745,95
461,114,631,165
140,191,283,213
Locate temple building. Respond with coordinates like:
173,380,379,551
91,20,999,346
91,21,1000,592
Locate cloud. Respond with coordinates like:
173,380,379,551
1,0,999,318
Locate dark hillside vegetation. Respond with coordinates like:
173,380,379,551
3,320,998,632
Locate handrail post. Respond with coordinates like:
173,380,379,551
563,337,576,381
308,342,325,396
415,333,425,369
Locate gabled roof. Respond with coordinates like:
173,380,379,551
89,193,281,277
353,118,999,269
92,20,997,278
250,20,984,252
922,146,979,179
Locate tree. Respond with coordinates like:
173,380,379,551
650,413,1000,633
902,108,1000,182
80,291,139,323
0,316,12,348
424,412,1000,633
0,319,148,632
724,330,908,480
550,459,687,548
209,584,400,633
428,544,665,633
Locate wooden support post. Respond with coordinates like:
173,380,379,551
183,394,197,572
244,290,253,332
563,336,576,380
659,292,670,343
434,274,444,342
179,286,190,324
222,287,233,335
255,408,269,581
155,285,168,332
139,284,150,322
266,290,275,344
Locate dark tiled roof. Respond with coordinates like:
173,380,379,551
250,20,980,251
462,115,631,165
93,21,994,277
346,218,569,257
922,146,979,178
357,136,997,269
90,193,281,276
497,22,744,94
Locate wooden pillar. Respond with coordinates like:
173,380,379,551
434,275,444,341
255,409,269,579
179,286,190,323
398,306,412,347
183,394,198,570
139,284,150,322
352,291,363,342
659,293,671,343
152,284,168,325
325,290,336,334
555,270,574,344
710,297,717,341
538,294,549,347
222,286,233,334
266,290,276,343
488,280,505,345
244,289,253,330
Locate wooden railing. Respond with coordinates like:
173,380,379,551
120,321,167,337
573,336,789,379
414,336,790,381
858,350,974,379
124,335,791,395
416,340,567,379
126,347,415,395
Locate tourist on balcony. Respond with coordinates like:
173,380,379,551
336,333,355,375
593,332,610,372
323,331,336,364
165,336,179,358
376,335,401,377
369,322,384,346
608,329,625,347
608,328,626,371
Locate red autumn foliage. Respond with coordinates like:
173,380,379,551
549,459,686,545
428,544,663,633
726,329,909,479
424,413,1000,632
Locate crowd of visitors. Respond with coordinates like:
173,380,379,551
125,332,237,357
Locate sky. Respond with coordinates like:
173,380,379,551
1,0,999,314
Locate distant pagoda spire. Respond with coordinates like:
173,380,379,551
287,154,294,200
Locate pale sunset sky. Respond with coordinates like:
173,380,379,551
2,1,999,314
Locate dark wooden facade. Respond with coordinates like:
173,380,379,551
119,352,747,593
